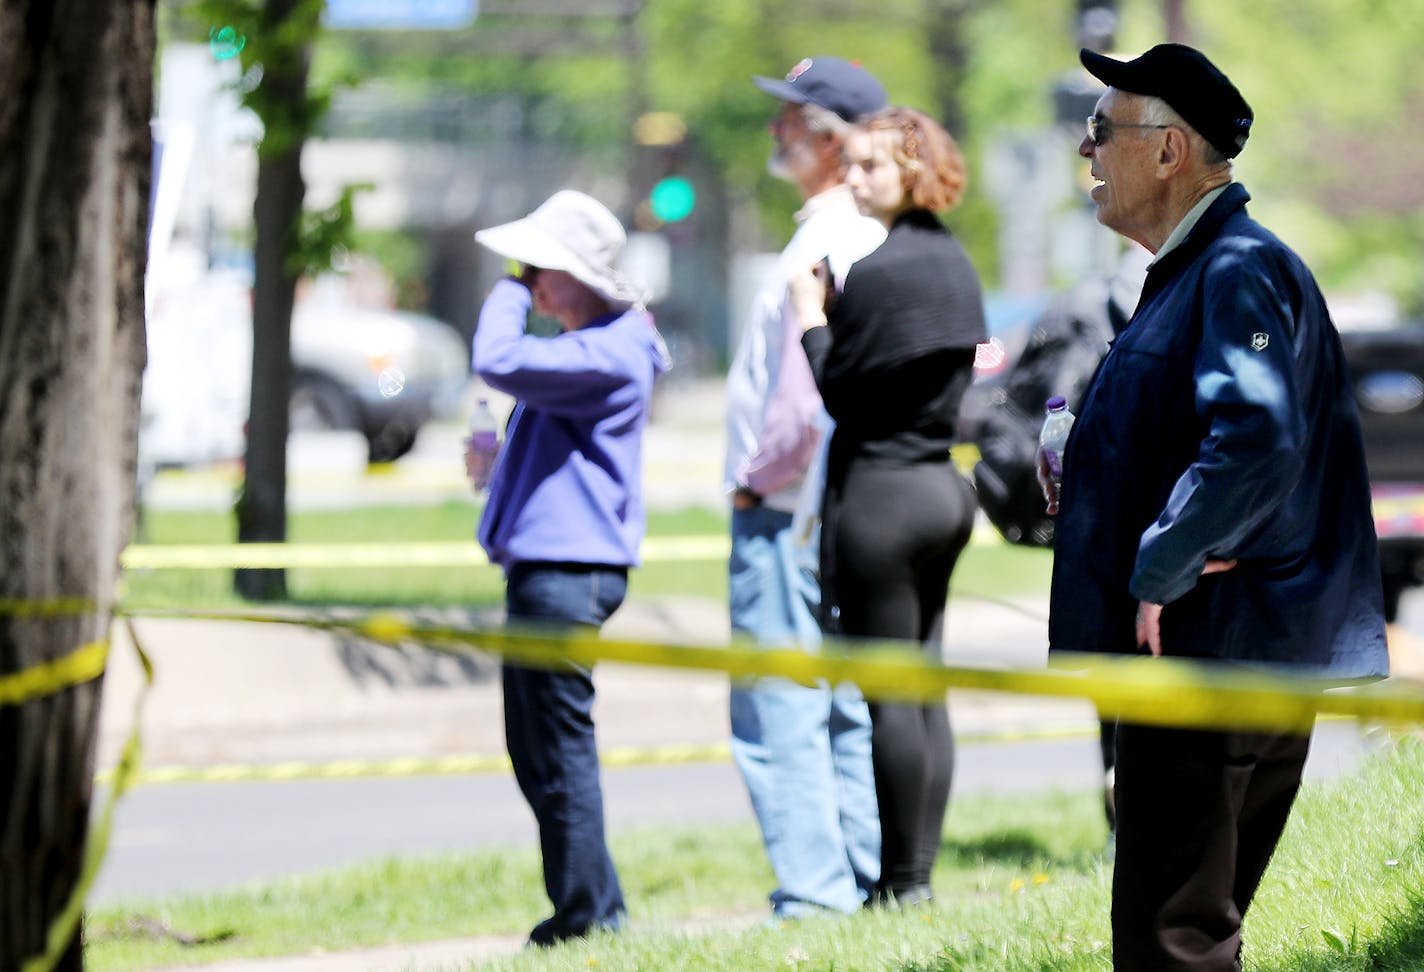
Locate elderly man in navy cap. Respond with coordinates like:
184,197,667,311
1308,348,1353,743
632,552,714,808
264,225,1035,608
723,55,887,921
1046,43,1388,970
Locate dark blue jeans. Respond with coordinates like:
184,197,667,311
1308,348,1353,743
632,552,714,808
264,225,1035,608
502,561,628,946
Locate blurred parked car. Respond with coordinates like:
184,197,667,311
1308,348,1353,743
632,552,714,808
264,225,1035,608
140,267,468,470
290,301,468,462
1338,322,1424,620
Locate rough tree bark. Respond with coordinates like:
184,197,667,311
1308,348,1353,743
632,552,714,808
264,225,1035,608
234,0,316,601
0,1,154,968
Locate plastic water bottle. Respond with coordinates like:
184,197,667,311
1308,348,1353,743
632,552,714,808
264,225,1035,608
465,398,500,492
1038,396,1075,514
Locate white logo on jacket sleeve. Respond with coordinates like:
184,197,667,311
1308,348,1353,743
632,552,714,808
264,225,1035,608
1251,332,1270,351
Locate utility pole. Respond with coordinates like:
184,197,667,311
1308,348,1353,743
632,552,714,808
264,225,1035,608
1077,0,1117,52
1029,0,1122,286
1053,1,1117,127
923,0,974,140
1164,0,1189,44
622,1,651,228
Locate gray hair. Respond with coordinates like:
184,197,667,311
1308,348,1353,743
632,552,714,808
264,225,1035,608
1138,95,1229,166
801,101,853,140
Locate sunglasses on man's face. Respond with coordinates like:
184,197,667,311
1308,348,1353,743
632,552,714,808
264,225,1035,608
1085,114,1172,147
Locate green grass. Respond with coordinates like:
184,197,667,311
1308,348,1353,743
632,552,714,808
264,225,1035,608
85,738,1424,972
119,502,1053,612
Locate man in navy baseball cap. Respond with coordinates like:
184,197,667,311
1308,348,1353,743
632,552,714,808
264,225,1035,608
753,55,887,124
1080,43,1253,159
726,51,888,923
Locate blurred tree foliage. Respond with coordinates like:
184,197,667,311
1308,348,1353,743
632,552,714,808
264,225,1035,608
1182,0,1424,313
250,0,1424,306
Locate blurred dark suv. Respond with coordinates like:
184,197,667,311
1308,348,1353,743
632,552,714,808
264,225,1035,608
1339,323,1424,620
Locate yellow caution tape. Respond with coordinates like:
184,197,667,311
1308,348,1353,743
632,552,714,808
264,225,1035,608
94,745,744,787
118,529,1011,571
0,597,95,618
95,726,1128,787
22,624,148,972
97,753,511,786
123,541,489,570
120,536,732,570
121,606,1424,734
642,535,732,561
0,640,109,707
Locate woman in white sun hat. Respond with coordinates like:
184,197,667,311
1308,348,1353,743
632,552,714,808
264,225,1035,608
468,189,668,947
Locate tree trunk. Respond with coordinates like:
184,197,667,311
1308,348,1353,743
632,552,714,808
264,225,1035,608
0,1,154,968
234,0,314,601
233,150,302,601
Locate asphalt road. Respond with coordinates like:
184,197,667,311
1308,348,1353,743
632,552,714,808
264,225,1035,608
90,720,1385,907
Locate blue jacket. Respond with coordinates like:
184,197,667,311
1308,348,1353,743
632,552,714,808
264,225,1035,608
1049,184,1388,678
474,279,669,570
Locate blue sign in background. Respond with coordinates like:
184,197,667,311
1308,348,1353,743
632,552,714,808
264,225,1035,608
325,0,478,29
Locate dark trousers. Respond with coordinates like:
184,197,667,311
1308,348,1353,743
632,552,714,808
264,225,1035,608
823,457,976,896
1111,722,1311,971
502,561,628,946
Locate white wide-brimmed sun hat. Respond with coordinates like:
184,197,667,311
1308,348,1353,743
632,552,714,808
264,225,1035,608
474,190,646,305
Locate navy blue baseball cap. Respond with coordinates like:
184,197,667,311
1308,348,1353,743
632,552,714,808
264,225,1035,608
1080,43,1253,159
753,55,887,123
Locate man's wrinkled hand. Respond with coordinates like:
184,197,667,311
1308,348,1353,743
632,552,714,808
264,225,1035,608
1136,559,1239,656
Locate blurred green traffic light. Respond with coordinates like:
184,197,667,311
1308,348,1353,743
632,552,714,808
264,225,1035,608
649,176,695,223
209,25,246,60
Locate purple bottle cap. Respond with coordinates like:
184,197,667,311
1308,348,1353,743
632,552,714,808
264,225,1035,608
1045,395,1067,411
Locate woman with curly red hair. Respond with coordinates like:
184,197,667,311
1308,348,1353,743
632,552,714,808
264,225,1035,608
790,106,986,907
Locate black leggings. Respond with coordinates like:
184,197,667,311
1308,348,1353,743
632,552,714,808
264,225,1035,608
822,457,976,895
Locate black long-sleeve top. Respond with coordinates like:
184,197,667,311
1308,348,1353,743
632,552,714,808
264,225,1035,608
802,208,986,463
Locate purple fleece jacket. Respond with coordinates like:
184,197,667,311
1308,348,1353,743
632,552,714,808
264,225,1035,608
474,279,669,570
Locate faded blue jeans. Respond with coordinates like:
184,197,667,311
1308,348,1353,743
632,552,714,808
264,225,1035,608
728,505,880,916
503,561,628,946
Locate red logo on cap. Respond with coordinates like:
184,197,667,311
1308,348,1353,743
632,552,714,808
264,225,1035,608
786,58,812,82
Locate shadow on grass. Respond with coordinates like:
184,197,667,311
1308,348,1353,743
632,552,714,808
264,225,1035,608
943,830,1089,871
